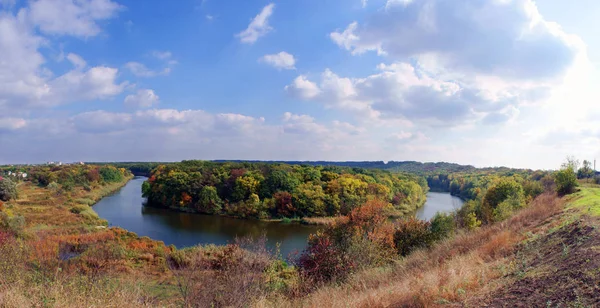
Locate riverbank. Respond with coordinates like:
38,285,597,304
260,185,600,307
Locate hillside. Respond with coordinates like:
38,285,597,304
263,185,600,307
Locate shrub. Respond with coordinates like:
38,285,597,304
482,179,524,223
297,232,354,283
595,176,600,185
493,193,523,222
393,218,433,257
522,180,544,200
554,167,578,195
76,198,95,206
430,212,455,240
70,204,90,214
0,178,18,201
47,181,60,193
541,175,556,192
0,212,25,236
464,212,481,230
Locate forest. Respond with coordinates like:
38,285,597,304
142,160,428,219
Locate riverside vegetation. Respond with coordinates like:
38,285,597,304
0,158,598,307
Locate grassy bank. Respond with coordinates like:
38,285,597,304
255,184,600,307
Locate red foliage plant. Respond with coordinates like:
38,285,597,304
297,232,355,284
274,191,295,217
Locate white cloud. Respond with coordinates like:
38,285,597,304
284,75,321,100
236,3,275,44
27,0,123,38
66,53,87,69
0,118,27,132
259,51,296,70
125,51,177,77
330,0,580,81
124,62,170,77
151,50,172,60
0,0,125,115
49,66,127,101
124,89,160,108
286,61,544,127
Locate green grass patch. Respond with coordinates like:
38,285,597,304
76,198,95,206
566,186,600,217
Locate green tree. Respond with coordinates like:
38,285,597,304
0,178,18,201
197,186,223,214
577,160,595,179
293,182,327,217
555,166,578,195
99,166,124,183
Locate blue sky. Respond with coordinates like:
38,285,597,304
1,0,599,169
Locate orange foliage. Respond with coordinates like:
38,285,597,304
347,199,388,232
181,192,192,206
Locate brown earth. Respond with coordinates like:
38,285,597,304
474,216,600,307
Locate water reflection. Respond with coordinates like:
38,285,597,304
94,177,317,257
416,192,464,221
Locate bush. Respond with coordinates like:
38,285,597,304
522,180,544,200
430,212,455,240
297,232,354,283
464,212,482,230
393,218,433,257
482,179,524,223
0,178,18,201
0,212,25,235
70,204,90,214
76,198,95,206
555,167,578,195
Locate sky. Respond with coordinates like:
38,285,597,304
1,0,599,169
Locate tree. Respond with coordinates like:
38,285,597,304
577,160,595,179
0,178,17,202
555,166,578,195
198,186,223,214
482,178,524,223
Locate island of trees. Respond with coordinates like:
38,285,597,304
141,160,428,219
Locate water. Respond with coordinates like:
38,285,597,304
93,177,317,257
415,192,464,221
93,177,464,256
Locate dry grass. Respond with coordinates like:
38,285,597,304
260,193,564,307
300,216,342,226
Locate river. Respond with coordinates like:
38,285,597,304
415,192,465,221
93,177,463,257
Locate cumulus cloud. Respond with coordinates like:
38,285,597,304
27,0,123,38
259,51,296,70
330,0,580,81
286,62,539,127
0,0,125,115
236,3,275,44
124,89,160,108
284,76,321,100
